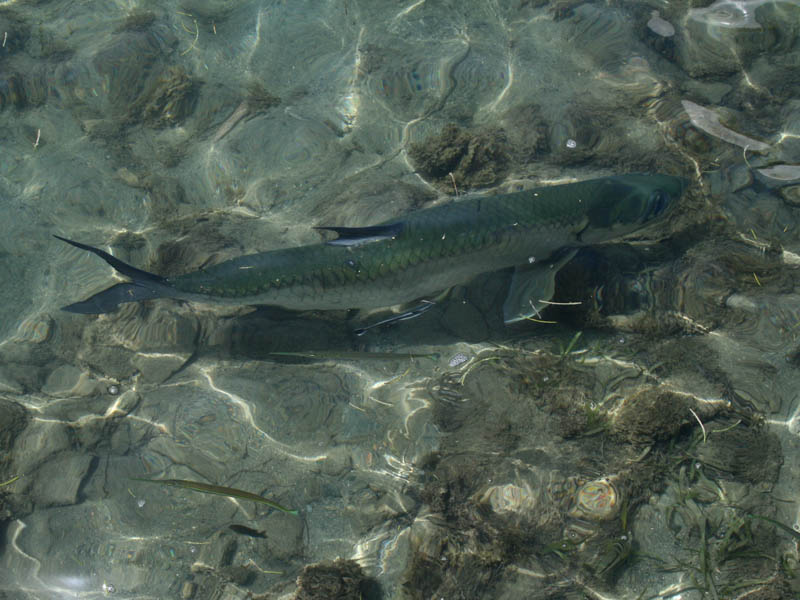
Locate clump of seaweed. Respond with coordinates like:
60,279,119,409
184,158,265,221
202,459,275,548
612,387,689,444
211,82,280,143
114,11,157,33
293,558,378,600
408,123,509,192
134,65,199,128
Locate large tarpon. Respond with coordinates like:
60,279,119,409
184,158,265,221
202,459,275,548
56,173,685,323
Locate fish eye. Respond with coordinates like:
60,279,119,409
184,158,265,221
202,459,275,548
647,190,669,218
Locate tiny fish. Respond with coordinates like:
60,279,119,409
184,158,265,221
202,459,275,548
130,477,298,515
228,524,267,538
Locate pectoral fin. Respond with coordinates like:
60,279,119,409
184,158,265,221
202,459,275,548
503,249,578,324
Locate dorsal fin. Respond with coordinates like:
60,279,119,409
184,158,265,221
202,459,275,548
315,223,404,246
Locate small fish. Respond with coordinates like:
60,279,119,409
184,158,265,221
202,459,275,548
130,477,298,515
57,174,685,324
228,524,267,538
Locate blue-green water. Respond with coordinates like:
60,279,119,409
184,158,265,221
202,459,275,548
2,1,800,598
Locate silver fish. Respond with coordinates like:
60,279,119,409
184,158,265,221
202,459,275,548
56,174,685,323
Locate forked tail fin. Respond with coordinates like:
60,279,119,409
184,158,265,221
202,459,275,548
54,235,169,314
60,282,167,314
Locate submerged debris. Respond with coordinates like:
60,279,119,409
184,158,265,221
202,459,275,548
134,65,199,128
681,100,771,151
408,124,509,191
448,352,469,367
696,427,783,484
569,478,620,521
647,11,676,37
293,558,377,600
757,164,800,182
612,387,689,444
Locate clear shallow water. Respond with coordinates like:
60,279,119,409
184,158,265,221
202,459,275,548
1,0,800,598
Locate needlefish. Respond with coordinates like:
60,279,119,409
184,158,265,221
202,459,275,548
56,174,685,323
129,477,299,515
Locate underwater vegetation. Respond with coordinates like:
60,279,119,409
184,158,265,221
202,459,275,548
407,340,796,599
